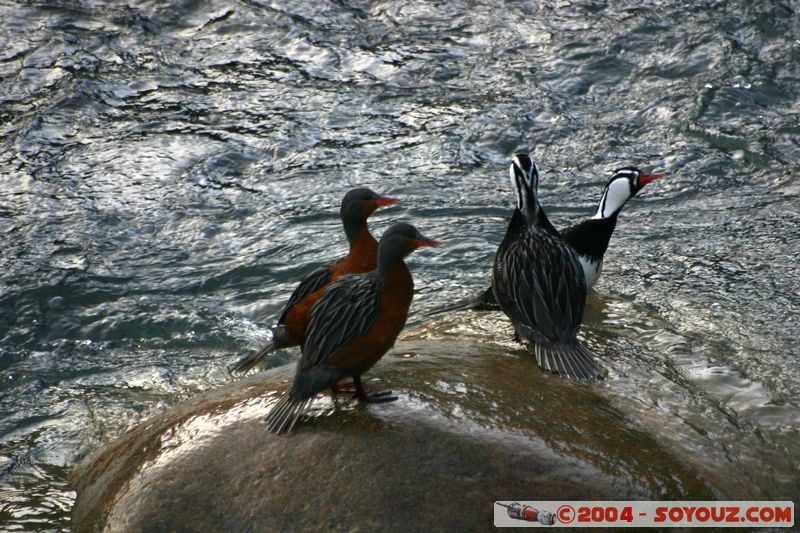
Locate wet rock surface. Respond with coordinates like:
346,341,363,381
71,329,713,532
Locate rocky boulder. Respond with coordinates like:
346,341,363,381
71,322,712,532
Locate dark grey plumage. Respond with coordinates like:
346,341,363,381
300,275,381,370
276,265,332,324
264,275,383,433
492,153,600,382
265,391,317,433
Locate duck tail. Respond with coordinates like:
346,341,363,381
230,341,275,374
230,326,292,374
264,389,314,433
425,286,499,317
532,340,602,382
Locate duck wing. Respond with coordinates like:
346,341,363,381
277,263,335,324
300,274,381,369
494,229,587,344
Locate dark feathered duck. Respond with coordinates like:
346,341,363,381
491,153,600,381
265,222,441,433
428,166,663,314
232,188,399,374
560,167,664,287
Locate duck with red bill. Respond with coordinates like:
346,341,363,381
231,188,401,374
428,167,666,316
374,196,401,207
561,167,665,288
266,222,441,433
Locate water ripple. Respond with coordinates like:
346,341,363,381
1,0,799,528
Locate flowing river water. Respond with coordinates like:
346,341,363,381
1,1,799,530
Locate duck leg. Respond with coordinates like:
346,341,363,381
333,380,361,394
353,375,397,403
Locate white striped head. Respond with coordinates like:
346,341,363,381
593,167,664,219
508,152,540,212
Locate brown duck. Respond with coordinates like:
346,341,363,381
232,188,398,374
265,222,441,433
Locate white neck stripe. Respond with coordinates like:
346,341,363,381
594,178,632,219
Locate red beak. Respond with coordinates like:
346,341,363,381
639,172,665,185
374,196,400,207
416,237,442,248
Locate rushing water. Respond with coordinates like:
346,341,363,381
1,0,799,530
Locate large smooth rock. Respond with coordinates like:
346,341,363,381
71,321,712,532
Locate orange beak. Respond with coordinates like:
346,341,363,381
639,172,665,185
416,237,442,248
374,196,400,207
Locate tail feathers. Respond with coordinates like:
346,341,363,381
231,341,275,374
264,390,315,433
230,327,293,374
425,286,499,317
532,341,601,382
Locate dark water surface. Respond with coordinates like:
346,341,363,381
1,0,798,530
